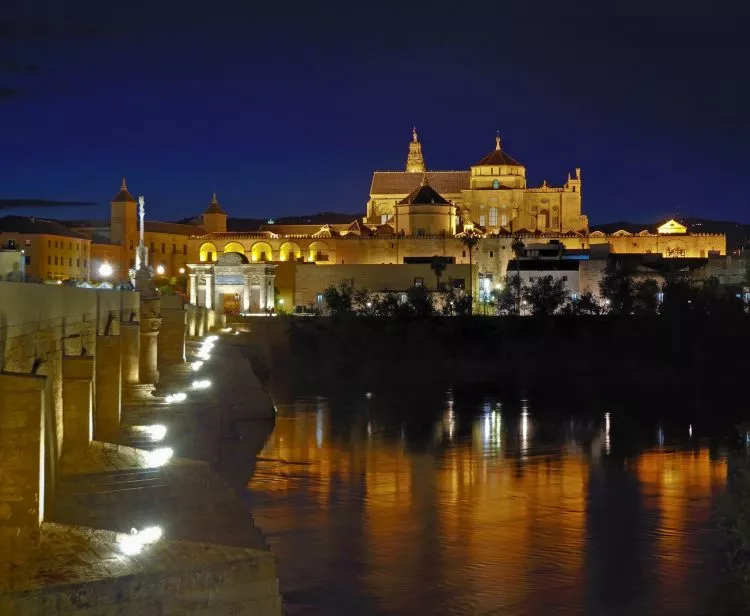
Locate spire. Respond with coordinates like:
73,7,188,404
495,131,501,151
406,127,426,173
112,175,136,203
204,192,226,215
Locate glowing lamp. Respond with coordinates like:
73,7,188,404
156,264,166,276
99,263,113,277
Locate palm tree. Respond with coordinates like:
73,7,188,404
511,235,525,314
460,230,481,313
430,256,447,291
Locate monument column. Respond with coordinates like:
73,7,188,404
205,273,214,309
189,272,198,305
62,356,94,452
139,296,162,384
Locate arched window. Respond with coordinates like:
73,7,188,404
492,179,500,189
199,242,218,262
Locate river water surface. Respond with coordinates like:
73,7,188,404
247,389,731,615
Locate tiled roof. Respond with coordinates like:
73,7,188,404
474,149,523,167
370,171,469,195
258,222,356,236
397,183,451,206
112,177,136,203
145,221,205,236
0,215,90,239
204,194,226,215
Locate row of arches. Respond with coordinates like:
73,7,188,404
199,241,330,263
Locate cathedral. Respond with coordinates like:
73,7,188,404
366,129,587,235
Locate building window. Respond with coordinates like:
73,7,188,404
83,259,87,268
68,258,72,266
25,256,30,265
462,250,466,258
150,241,155,254
489,251,494,258
207,251,214,262
316,293,324,305
172,243,176,254
479,215,486,227
492,179,500,189
161,243,165,254
562,275,568,281
501,213,508,226
183,245,187,255
414,277,424,288
399,293,408,303
452,279,465,290
25,239,31,247
77,258,80,267
489,208,498,226
48,255,51,265
54,256,58,265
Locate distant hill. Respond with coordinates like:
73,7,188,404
593,217,750,250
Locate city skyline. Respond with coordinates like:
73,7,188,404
2,0,748,224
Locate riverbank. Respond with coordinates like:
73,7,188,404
236,313,750,422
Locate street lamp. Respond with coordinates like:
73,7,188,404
98,263,113,278
156,264,165,276
178,267,185,274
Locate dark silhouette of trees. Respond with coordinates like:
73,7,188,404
522,275,567,316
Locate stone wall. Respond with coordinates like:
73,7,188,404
0,283,139,525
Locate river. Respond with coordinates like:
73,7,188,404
246,387,732,615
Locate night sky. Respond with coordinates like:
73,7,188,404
1,0,748,224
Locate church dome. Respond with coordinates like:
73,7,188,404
397,175,451,206
112,177,136,203
474,133,523,167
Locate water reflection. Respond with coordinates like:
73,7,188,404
248,394,727,616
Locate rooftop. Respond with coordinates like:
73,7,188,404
0,215,90,240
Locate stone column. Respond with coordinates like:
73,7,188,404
94,334,121,442
189,272,198,305
259,278,266,312
242,275,251,313
62,356,94,452
267,276,274,310
139,296,162,385
120,321,140,385
205,273,214,309
0,373,47,531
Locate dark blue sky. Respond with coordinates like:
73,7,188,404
1,0,748,224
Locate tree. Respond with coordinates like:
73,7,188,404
633,278,660,315
323,281,353,316
406,284,434,317
492,275,522,315
561,290,604,315
460,229,481,313
430,256,447,291
522,275,567,316
599,260,635,315
352,288,375,315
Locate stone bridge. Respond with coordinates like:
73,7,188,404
0,282,281,615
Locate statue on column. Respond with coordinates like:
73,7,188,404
134,195,154,293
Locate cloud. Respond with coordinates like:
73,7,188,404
0,86,21,100
0,199,98,210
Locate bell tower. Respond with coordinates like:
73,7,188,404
202,193,228,234
110,176,137,248
406,127,426,174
